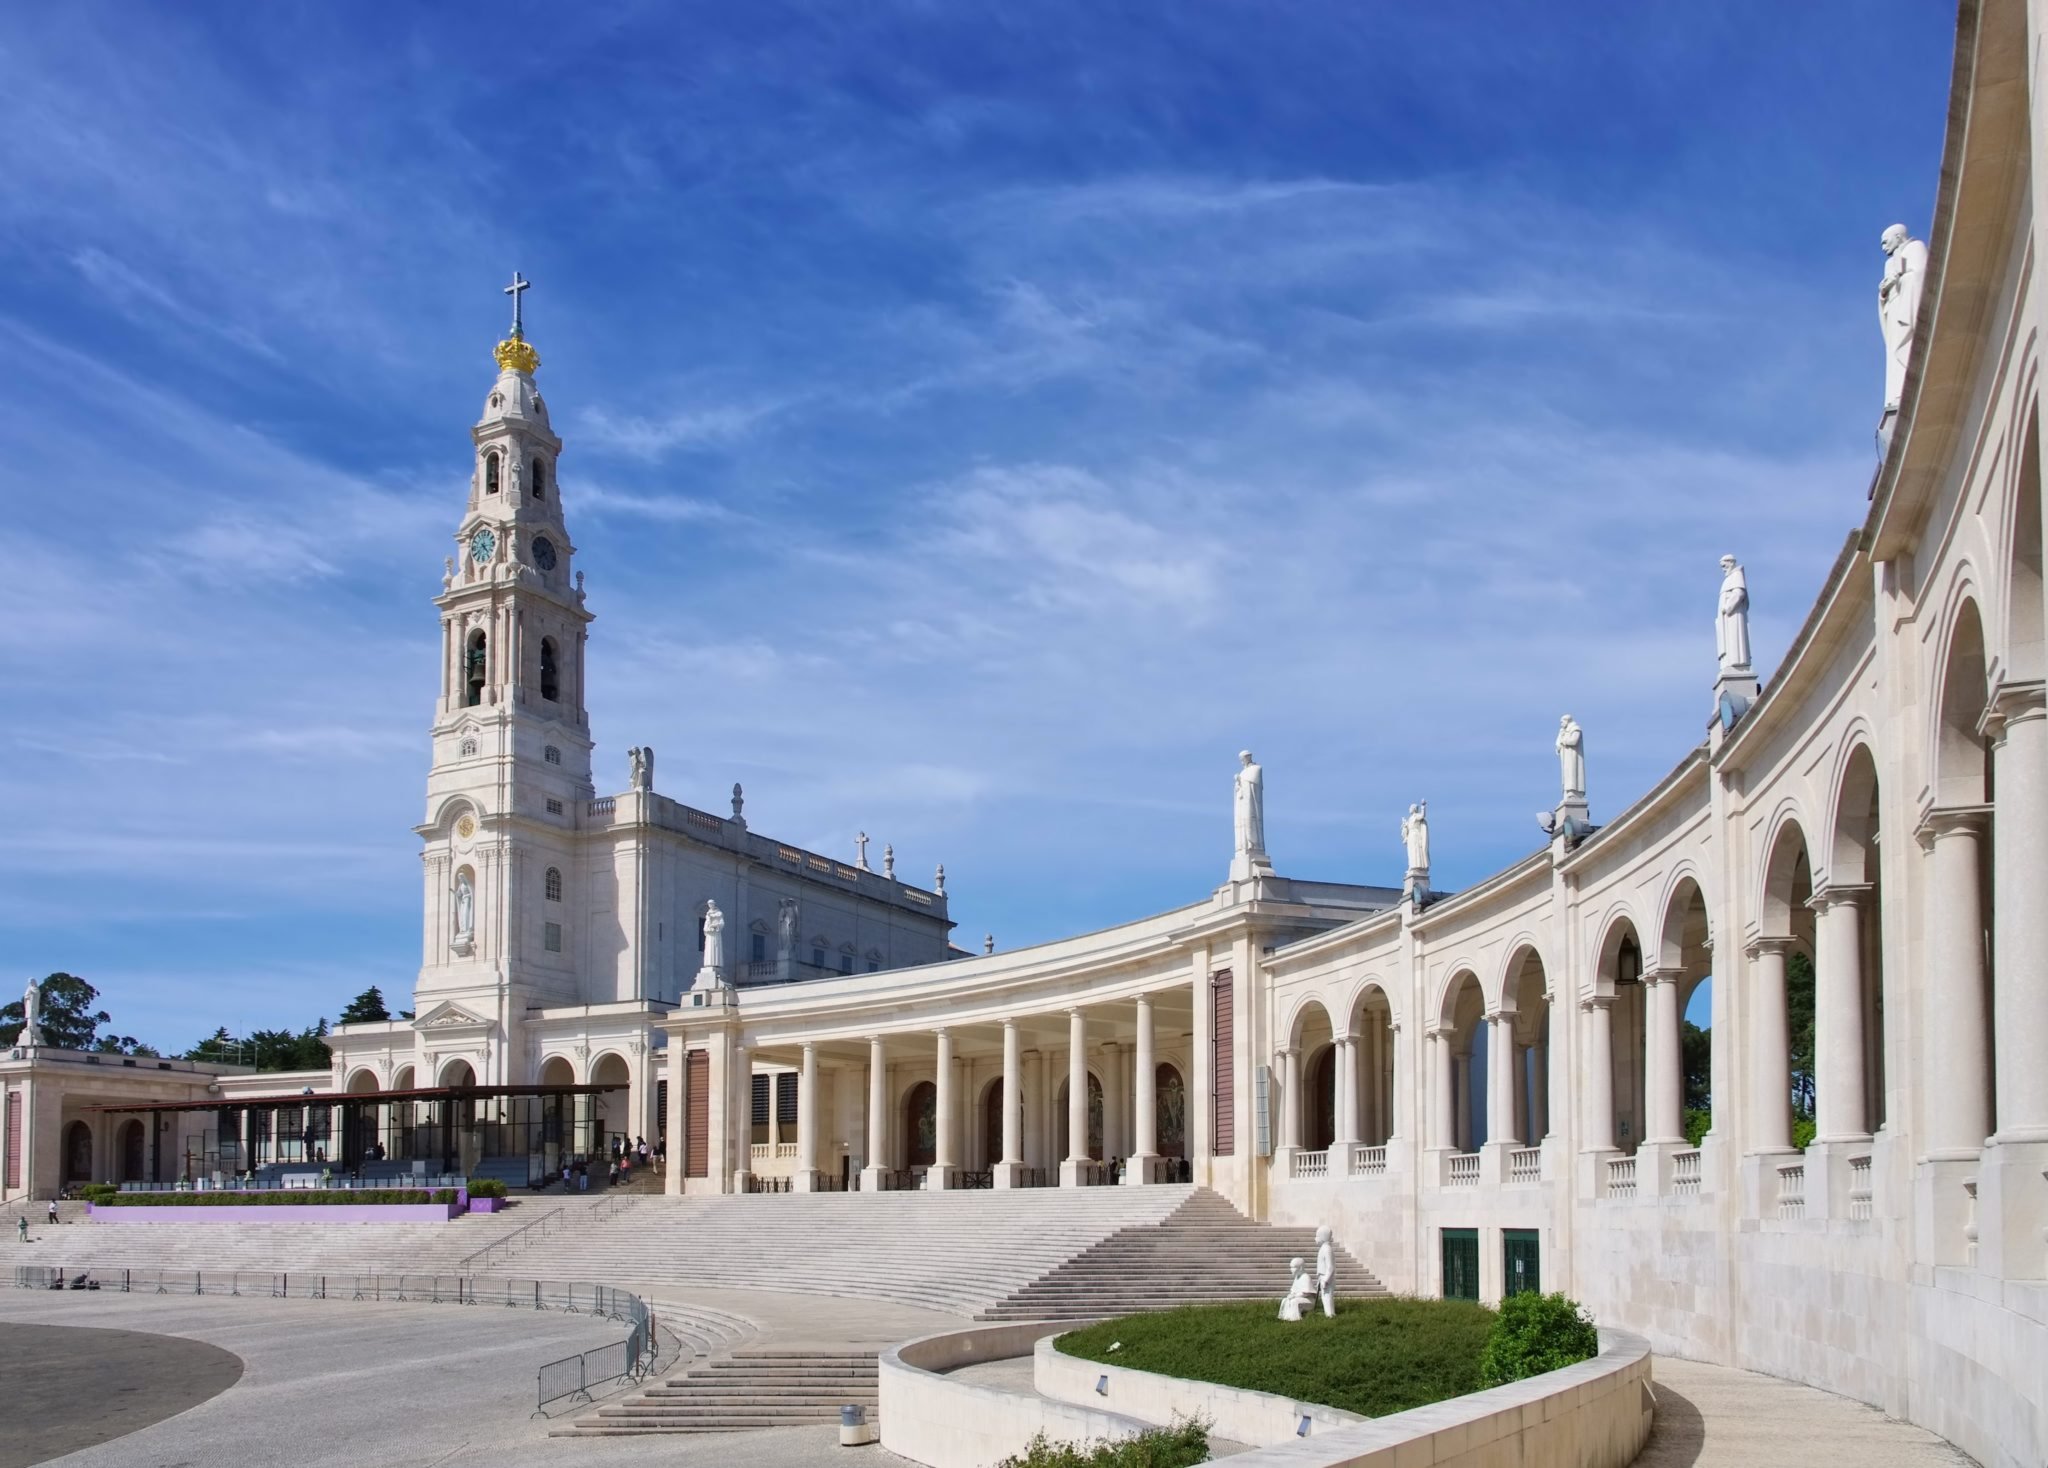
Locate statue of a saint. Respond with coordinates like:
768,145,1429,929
1401,802,1430,875
1879,224,1928,412
702,901,726,975
1715,555,1752,673
1232,751,1269,877
20,979,44,1047
935,863,946,896
453,870,475,940
627,747,643,789
883,843,895,879
731,782,745,821
855,831,870,871
1315,1224,1336,1318
777,897,799,958
1556,716,1586,802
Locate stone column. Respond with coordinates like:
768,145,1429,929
1280,1045,1303,1152
995,1020,1024,1187
861,1036,888,1191
1922,811,1992,1156
1127,995,1158,1184
729,1041,752,1192
1359,1022,1378,1145
1809,890,1871,1143
1334,1035,1358,1149
1584,997,1616,1153
793,1042,820,1191
931,1028,957,1188
1062,1008,1090,1186
1746,939,1794,1154
1101,1039,1124,1162
1024,1047,1045,1178
1992,691,2048,1138
1487,1013,1515,1151
1452,1053,1470,1152
1643,969,1686,1145
1431,1029,1454,1153
1532,1039,1549,1139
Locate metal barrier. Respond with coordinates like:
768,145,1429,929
11,1263,659,1416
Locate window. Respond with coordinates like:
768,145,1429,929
459,737,477,758
751,933,766,963
531,459,547,499
812,947,825,970
751,1074,771,1143
775,1072,798,1134
839,953,853,975
545,797,563,815
868,960,880,973
545,867,562,902
464,630,487,707
544,921,562,953
484,451,500,493
544,745,561,765
539,637,559,702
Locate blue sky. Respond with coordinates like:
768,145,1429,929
0,4,1955,1049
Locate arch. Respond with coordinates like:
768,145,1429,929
1437,970,1487,1151
1931,590,1990,805
1053,1071,1105,1161
545,866,563,902
1348,983,1399,1149
1305,1043,1337,1150
484,450,501,495
464,629,487,707
531,457,547,500
117,1118,146,1183
63,1120,93,1183
1285,995,1336,1050
1758,814,1815,940
1342,977,1400,1037
538,1054,577,1086
1824,742,1890,1136
1595,914,1648,1155
439,1057,477,1087
590,1052,632,1143
539,637,560,702
1656,874,1716,1144
903,1080,937,1168
1434,966,1484,1031
2003,410,2043,681
1155,1062,1187,1158
1651,864,1713,969
1503,945,1552,1146
345,1068,380,1095
391,1064,416,1092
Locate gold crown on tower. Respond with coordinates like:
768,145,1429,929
494,270,540,373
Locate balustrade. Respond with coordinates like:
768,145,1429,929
1672,1149,1701,1198
1350,1144,1387,1176
1508,1147,1541,1183
1446,1152,1480,1187
1290,1149,1329,1180
1777,1162,1806,1219
1848,1155,1873,1221
1606,1155,1637,1200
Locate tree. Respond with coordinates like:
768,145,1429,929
1787,950,1816,1121
338,986,391,1024
0,973,133,1051
182,1020,332,1072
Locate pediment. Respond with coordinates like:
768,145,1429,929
413,1001,494,1034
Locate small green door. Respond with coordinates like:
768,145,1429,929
1503,1229,1541,1297
1441,1227,1480,1301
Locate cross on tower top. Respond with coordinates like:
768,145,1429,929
503,271,531,338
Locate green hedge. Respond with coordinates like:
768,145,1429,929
465,1177,508,1199
1480,1292,1601,1386
997,1421,1208,1468
77,1183,119,1206
97,1189,459,1207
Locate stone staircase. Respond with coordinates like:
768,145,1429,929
507,1185,1196,1316
563,1347,877,1436
978,1188,1384,1320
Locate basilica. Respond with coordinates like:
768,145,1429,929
5,4,2047,1462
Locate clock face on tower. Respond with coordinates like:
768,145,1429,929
532,535,557,571
469,528,497,564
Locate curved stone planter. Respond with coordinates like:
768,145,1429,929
1035,1332,1363,1446
880,1321,1652,1468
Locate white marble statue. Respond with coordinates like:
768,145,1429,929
935,863,946,896
1716,556,1752,674
984,934,995,955
777,897,799,958
1279,1255,1317,1322
20,979,44,1047
855,831,870,871
1556,716,1585,802
1315,1224,1336,1318
702,900,726,975
453,871,475,940
1879,224,1929,412
732,782,745,821
1232,750,1271,878
627,746,654,792
883,843,894,880
1401,802,1430,875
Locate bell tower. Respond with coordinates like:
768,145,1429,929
416,276,596,1060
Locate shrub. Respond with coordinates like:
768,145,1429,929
997,1420,1208,1468
1792,1115,1818,1150
466,1177,507,1199
1682,1107,1711,1147
77,1183,118,1206
1480,1292,1600,1386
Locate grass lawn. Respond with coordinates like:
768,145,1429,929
1056,1297,1498,1419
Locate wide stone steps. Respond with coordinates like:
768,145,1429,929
559,1349,879,1436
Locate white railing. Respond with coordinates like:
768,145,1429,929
1508,1147,1541,1183
1446,1152,1480,1187
749,1143,771,1160
1606,1155,1637,1200
1673,1149,1702,1198
588,797,616,816
1963,1177,1979,1264
1350,1144,1387,1176
774,1142,798,1160
1848,1155,1872,1221
1777,1162,1805,1219
1290,1149,1329,1180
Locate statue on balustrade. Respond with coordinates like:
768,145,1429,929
1879,223,1928,416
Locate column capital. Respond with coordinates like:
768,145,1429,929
1579,993,1614,1012
1982,678,2048,738
1640,965,1685,987
1274,1043,1299,1059
1744,935,1796,960
1000,1017,1019,1032
1486,1002,1517,1023
1805,882,1872,915
1916,803,1992,848
932,1026,950,1040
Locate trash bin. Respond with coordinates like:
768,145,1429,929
839,1403,877,1447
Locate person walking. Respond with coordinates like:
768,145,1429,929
16,1215,27,1244
46,1200,59,1227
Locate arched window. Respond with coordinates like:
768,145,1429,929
459,737,477,758
545,867,562,902
484,451,500,494
464,630,487,707
544,745,561,765
539,637,559,702
531,459,547,500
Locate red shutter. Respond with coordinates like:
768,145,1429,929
1211,970,1235,1156
684,1051,710,1178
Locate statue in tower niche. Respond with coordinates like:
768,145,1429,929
1879,224,1929,416
777,897,799,959
1716,556,1752,674
452,870,475,943
20,979,44,1048
1230,750,1273,880
1556,716,1586,803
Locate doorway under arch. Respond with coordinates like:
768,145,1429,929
903,1081,937,1168
63,1120,93,1183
